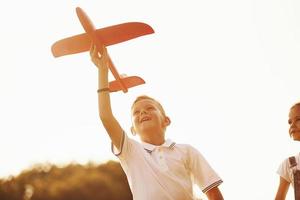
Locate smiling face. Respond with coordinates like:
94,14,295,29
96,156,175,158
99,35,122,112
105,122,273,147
131,97,170,142
288,103,300,141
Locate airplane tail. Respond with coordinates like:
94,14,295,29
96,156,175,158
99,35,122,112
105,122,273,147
109,76,145,92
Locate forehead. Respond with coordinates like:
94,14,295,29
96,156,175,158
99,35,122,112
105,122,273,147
289,105,300,118
132,99,158,110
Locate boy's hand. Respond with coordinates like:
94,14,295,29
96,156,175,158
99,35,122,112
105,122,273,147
90,44,109,73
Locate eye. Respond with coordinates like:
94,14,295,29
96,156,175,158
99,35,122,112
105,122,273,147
146,106,155,111
133,110,139,116
296,119,300,127
289,118,300,126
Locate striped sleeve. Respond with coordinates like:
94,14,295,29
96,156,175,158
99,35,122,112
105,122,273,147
111,130,126,156
202,179,223,193
187,145,223,193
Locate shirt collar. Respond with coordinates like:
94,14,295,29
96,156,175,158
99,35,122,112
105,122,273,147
142,139,176,153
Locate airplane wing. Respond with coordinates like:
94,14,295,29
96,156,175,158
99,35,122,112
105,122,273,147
51,22,154,57
108,76,145,92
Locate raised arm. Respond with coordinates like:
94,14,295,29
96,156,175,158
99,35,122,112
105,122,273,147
90,45,124,150
275,177,290,200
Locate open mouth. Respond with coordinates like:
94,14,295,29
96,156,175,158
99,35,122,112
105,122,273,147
291,130,300,136
140,116,151,123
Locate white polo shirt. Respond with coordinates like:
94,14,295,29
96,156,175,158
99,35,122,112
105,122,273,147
277,153,300,187
112,132,223,200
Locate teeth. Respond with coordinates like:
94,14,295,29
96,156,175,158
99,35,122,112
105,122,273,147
141,117,150,122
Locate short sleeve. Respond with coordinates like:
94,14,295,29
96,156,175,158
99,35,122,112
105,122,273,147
277,158,293,184
111,131,137,160
187,145,223,193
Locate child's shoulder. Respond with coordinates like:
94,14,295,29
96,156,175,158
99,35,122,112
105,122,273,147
175,142,198,149
174,142,203,155
175,142,194,149
283,153,300,161
279,153,300,168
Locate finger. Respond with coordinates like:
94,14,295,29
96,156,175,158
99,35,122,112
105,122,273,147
89,44,96,57
97,50,102,59
93,45,104,58
93,45,98,57
92,46,102,61
90,46,101,65
102,47,107,57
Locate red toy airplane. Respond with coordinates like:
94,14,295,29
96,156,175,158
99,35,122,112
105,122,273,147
51,7,154,93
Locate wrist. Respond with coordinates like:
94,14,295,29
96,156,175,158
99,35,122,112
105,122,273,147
97,87,110,93
98,67,108,73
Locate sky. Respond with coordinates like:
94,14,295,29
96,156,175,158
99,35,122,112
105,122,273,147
0,0,300,199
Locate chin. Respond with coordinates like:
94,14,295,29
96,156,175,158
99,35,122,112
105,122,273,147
292,133,300,141
140,126,153,132
140,123,155,130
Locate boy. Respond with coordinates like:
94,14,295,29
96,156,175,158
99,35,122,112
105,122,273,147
91,45,224,200
275,102,300,200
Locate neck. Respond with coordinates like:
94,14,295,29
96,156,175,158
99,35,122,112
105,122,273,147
140,130,165,145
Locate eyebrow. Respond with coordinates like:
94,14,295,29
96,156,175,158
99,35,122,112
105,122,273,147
132,109,139,114
288,116,300,124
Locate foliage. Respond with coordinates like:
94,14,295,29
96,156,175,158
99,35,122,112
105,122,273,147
0,161,132,200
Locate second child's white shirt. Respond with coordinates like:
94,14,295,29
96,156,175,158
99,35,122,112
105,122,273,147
277,153,300,187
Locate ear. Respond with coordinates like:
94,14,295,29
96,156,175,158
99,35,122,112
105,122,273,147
130,126,136,136
164,116,171,126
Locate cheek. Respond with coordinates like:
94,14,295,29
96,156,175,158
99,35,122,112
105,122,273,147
296,120,300,128
132,116,139,125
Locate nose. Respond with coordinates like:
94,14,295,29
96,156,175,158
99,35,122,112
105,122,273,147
291,120,300,128
290,120,300,135
290,122,296,133
139,109,148,115
140,109,147,114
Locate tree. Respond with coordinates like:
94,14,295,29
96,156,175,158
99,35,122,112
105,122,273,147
0,161,132,200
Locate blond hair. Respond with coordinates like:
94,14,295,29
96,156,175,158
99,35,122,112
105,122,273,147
131,95,166,117
291,102,300,110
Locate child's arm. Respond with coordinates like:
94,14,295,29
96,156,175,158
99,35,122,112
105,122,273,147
90,45,124,151
206,186,224,200
275,177,289,200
